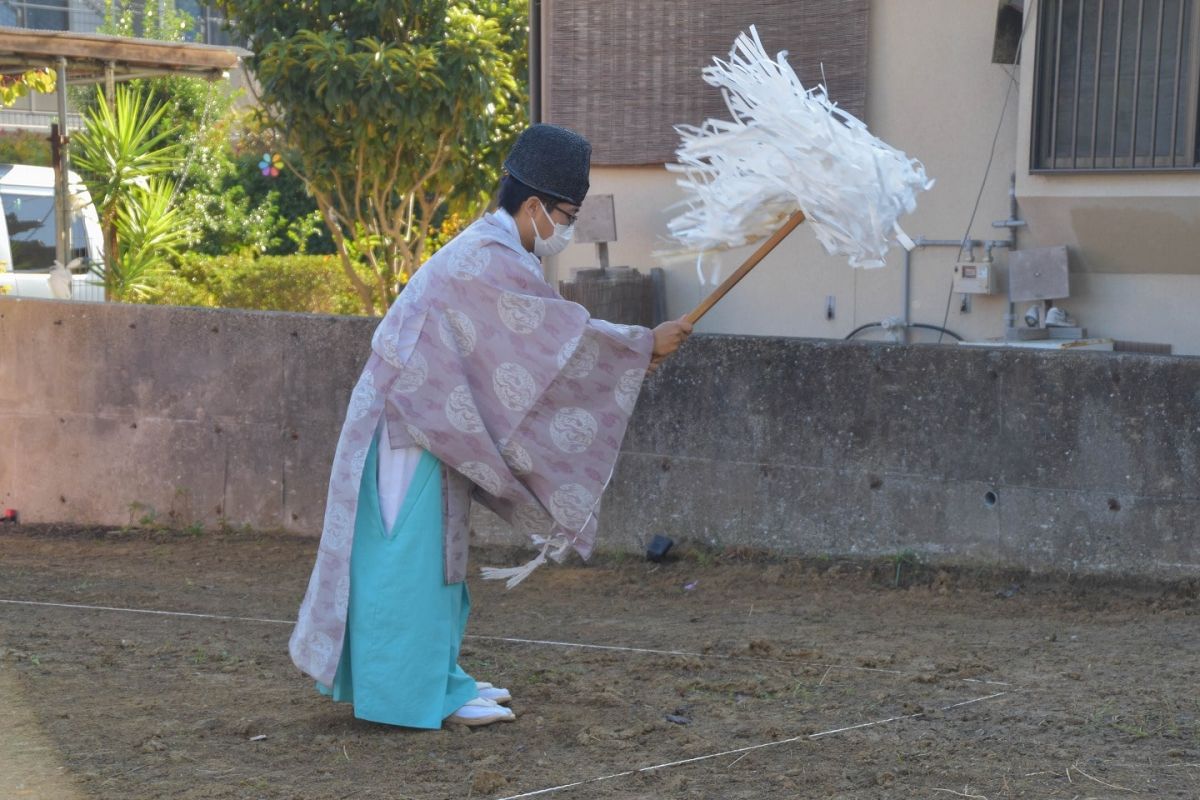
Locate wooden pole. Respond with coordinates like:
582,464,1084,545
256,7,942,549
683,209,807,324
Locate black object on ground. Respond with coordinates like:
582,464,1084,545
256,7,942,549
646,534,674,562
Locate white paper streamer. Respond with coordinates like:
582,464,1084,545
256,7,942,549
665,27,933,268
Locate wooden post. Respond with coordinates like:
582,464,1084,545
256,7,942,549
104,61,116,110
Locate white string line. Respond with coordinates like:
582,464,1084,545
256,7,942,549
0,598,294,625
0,598,1011,687
492,691,1011,800
469,634,1013,687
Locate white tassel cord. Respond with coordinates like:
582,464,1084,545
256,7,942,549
480,535,572,589
479,546,547,589
666,26,933,268
487,448,616,590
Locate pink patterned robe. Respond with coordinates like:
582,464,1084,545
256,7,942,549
289,212,654,685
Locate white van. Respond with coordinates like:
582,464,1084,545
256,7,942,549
0,164,105,301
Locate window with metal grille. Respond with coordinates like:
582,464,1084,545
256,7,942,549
1032,0,1200,171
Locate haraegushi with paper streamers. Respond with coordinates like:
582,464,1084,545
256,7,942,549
666,27,933,269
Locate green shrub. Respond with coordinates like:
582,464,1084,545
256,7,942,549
147,252,369,315
0,131,52,166
181,144,333,258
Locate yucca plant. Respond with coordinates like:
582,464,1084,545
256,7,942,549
73,85,185,299
110,177,190,300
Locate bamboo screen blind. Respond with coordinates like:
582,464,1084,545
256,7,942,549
541,0,870,165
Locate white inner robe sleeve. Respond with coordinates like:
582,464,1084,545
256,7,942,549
376,318,425,532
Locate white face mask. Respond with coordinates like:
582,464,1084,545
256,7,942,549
529,200,575,257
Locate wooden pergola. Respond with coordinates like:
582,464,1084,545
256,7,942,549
0,26,250,268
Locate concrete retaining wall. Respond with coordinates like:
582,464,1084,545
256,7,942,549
606,336,1200,578
2,297,1197,577
0,298,372,535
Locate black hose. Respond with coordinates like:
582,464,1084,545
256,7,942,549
845,322,964,342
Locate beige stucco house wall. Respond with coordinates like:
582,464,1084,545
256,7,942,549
547,0,1200,355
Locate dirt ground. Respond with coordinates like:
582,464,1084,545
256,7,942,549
0,524,1197,799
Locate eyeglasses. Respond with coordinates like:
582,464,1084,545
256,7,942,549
551,204,580,226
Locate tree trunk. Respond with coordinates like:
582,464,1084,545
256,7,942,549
314,194,377,315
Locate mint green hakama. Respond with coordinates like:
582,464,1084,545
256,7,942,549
317,438,477,728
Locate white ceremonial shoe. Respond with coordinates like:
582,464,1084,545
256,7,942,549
447,697,515,727
475,681,513,705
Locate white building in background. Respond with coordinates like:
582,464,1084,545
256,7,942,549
539,0,1200,356
0,0,236,131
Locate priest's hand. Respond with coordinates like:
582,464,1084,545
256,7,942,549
648,317,694,374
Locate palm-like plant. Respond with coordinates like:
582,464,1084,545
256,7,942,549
111,177,191,300
73,86,185,299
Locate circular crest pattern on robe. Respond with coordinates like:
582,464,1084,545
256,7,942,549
459,461,505,496
406,423,432,451
615,369,644,414
439,309,478,355
558,334,600,379
551,407,598,453
452,245,491,281
498,292,546,334
445,385,485,433
393,350,429,393
550,483,596,529
493,362,538,412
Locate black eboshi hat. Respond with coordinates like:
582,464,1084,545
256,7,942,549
502,124,592,206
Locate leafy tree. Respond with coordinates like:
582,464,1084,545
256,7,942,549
219,0,527,314
0,69,56,107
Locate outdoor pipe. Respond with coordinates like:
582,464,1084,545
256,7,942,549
54,56,69,270
912,236,1012,248
993,172,1025,328
900,234,1010,341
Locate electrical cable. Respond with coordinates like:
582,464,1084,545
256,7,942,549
936,6,1034,343
845,321,963,342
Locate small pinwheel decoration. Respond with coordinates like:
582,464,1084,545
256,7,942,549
259,153,284,177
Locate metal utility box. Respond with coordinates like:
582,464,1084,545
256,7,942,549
1008,245,1070,302
953,260,996,294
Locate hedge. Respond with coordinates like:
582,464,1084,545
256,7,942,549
147,253,369,316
